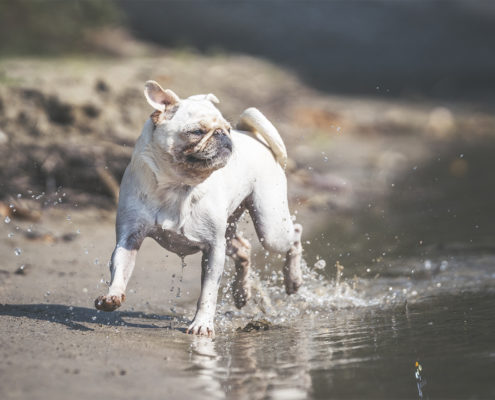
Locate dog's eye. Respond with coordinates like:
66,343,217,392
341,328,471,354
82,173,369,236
190,129,204,136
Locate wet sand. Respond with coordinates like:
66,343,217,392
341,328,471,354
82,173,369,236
0,208,203,400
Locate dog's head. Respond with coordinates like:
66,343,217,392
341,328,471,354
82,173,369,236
144,80,233,183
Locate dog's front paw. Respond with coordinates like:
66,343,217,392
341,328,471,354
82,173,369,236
94,294,125,312
186,318,215,338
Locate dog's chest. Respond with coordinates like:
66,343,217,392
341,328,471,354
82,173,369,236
150,226,205,255
154,185,211,244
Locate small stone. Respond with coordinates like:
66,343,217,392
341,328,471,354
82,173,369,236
14,264,31,275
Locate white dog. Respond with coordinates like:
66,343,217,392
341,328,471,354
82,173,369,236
95,81,303,337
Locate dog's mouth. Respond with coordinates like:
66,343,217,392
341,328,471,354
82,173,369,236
179,134,232,171
183,146,231,170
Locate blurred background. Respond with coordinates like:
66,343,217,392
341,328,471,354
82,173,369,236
1,0,494,271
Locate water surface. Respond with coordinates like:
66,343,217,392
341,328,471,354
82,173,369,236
165,254,495,399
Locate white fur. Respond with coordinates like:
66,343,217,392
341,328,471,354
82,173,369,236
95,84,303,337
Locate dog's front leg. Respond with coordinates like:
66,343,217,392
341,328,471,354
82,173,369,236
95,242,140,312
187,241,225,338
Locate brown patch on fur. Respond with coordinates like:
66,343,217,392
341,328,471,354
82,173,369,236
150,105,180,127
151,110,162,126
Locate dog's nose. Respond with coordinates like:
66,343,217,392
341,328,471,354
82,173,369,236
218,132,233,151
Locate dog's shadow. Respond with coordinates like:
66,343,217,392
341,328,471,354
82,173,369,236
0,303,187,333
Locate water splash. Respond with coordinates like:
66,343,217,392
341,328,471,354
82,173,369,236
176,257,186,299
169,256,187,329
215,254,495,333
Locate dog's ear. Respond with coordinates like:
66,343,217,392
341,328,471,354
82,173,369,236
205,93,220,104
188,93,220,104
144,81,180,112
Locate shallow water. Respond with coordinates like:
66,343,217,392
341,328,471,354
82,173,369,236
169,254,495,399
188,293,493,399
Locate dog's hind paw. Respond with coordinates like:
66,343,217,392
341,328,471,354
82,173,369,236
233,283,251,309
94,294,125,312
284,278,302,295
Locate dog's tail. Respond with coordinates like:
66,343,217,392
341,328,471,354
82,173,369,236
237,107,287,169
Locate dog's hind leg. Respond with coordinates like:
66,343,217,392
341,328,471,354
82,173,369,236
95,234,143,312
283,223,303,294
227,231,252,309
247,181,304,295
225,206,252,308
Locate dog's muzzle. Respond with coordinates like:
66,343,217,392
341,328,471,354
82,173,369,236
218,133,233,152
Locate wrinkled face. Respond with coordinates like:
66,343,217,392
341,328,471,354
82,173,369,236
157,99,232,172
144,82,233,182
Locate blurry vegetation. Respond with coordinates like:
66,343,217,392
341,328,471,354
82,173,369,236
0,0,122,55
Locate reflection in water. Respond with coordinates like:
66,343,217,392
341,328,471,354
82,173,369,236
189,329,313,399
414,362,428,400
189,337,223,397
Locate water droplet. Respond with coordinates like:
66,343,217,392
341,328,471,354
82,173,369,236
14,248,21,256
7,232,14,238
94,258,99,265
4,216,11,224
314,259,326,270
